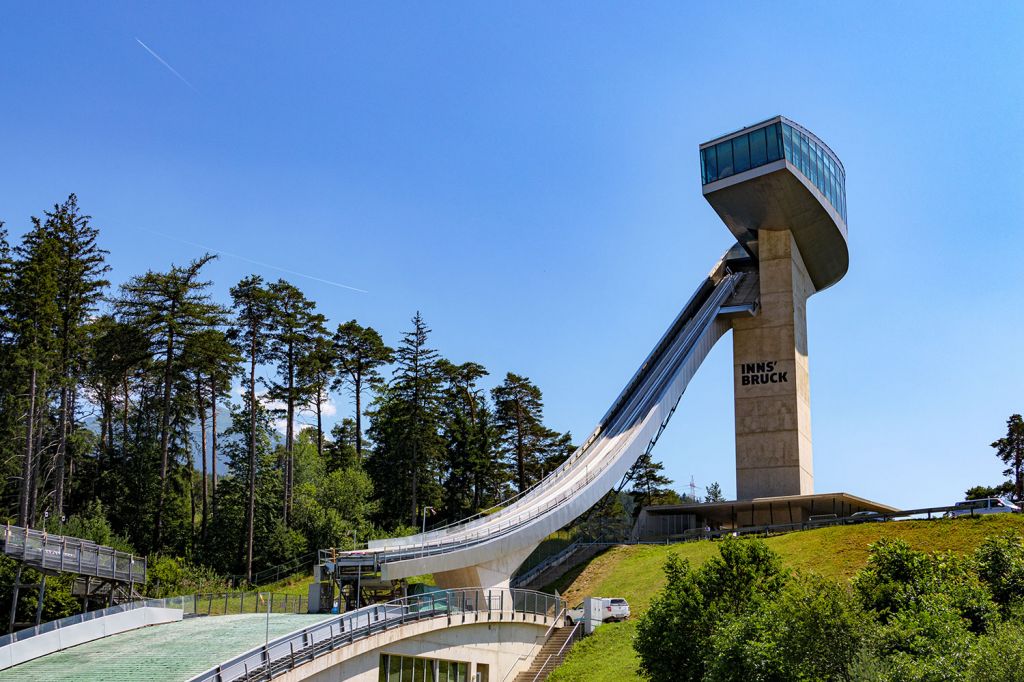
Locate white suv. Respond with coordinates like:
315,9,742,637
950,498,1020,517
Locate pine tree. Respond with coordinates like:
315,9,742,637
992,415,1024,502
492,373,551,493
116,253,224,550
228,275,275,580
332,320,392,462
297,334,335,459
45,195,110,519
437,360,503,521
182,329,239,544
9,218,61,527
266,280,325,526
628,454,675,509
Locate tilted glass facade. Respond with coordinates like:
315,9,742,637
701,119,847,223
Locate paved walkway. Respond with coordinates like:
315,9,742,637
2,613,332,681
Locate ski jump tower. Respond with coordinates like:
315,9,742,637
700,116,848,499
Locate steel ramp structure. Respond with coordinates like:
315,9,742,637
1,524,146,586
323,244,758,589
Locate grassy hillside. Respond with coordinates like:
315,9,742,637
547,514,1024,682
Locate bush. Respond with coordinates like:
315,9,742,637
706,573,868,682
634,537,787,682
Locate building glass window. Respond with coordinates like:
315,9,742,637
703,146,717,183
766,123,781,162
782,124,793,159
716,139,733,178
733,134,750,173
749,127,767,167
380,655,470,682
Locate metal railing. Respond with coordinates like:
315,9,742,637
530,620,582,682
324,273,741,570
1,524,145,584
0,591,307,650
190,588,565,682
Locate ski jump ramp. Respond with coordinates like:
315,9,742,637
328,246,759,589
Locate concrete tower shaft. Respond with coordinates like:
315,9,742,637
701,116,848,499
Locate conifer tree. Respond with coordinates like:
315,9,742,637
182,329,239,543
266,280,325,525
229,275,275,580
297,334,335,459
117,253,224,550
45,195,110,519
333,320,392,462
492,373,551,493
992,415,1024,502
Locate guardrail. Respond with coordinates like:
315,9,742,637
190,588,565,682
1,524,145,584
323,275,741,570
0,591,307,650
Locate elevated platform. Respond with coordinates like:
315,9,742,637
1,525,145,586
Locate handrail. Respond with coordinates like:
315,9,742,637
529,620,582,682
189,588,565,682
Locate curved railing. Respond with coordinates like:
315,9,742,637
189,588,564,682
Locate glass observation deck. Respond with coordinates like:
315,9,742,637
700,117,846,224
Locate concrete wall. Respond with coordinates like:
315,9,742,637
278,617,553,682
0,606,182,670
732,229,814,498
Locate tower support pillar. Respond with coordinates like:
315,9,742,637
732,229,814,499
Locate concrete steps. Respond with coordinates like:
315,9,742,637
513,626,578,682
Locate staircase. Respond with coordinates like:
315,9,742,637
513,624,581,682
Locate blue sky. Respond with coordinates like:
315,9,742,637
1,3,1021,510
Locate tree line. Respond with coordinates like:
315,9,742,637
0,195,578,582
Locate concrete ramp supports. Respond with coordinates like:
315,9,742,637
432,544,537,590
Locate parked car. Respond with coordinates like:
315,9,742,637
949,498,1021,517
565,597,631,624
807,513,840,527
849,510,886,523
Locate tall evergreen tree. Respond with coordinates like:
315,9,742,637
266,280,325,526
297,335,335,460
182,329,239,544
992,415,1024,502
9,218,61,526
437,360,503,522
116,253,224,550
45,195,110,519
228,275,275,580
333,320,392,462
492,373,553,493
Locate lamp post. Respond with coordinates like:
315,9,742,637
421,506,435,535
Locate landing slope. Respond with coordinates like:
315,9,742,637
548,514,1024,682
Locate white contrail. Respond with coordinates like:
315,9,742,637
135,38,199,93
138,227,369,294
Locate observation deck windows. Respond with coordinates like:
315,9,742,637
701,118,847,225
733,134,750,173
